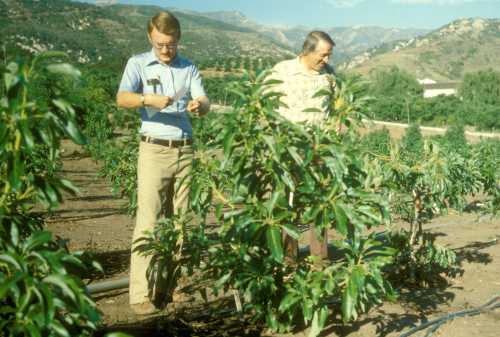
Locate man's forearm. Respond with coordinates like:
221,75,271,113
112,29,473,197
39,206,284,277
116,92,143,109
117,92,172,110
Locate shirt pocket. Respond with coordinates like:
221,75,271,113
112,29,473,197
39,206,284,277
143,76,162,95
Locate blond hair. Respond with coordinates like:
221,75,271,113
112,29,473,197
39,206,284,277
148,11,181,40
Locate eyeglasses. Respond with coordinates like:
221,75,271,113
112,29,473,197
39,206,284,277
152,42,178,51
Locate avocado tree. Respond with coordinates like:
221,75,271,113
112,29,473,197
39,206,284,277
0,54,102,336
138,71,396,336
371,135,483,285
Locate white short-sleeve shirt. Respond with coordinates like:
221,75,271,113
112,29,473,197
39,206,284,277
270,57,335,124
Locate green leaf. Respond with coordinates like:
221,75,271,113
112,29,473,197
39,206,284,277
18,287,33,313
58,179,79,194
4,72,20,91
278,293,301,313
309,306,329,337
50,320,70,337
281,171,295,191
65,121,86,145
0,253,23,270
264,190,281,213
281,223,300,240
26,324,42,337
302,107,322,113
92,261,104,274
0,272,24,298
9,154,23,190
52,99,73,114
31,51,68,70
334,203,348,236
287,146,303,166
262,135,277,157
46,63,81,80
44,181,59,205
312,88,331,98
215,272,232,289
10,223,19,246
341,288,354,322
266,226,283,263
302,299,313,322
228,88,247,100
43,275,77,302
20,120,35,150
223,131,235,157
41,286,56,323
262,79,283,86
351,266,365,296
265,311,279,331
342,274,358,322
24,231,52,252
104,333,134,337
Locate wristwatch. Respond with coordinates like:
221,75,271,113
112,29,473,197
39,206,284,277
140,94,145,106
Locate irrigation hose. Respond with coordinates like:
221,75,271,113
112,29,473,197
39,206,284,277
399,294,500,337
86,277,129,295
84,242,324,295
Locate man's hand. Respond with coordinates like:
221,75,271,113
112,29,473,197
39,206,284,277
145,94,172,109
187,99,201,113
187,96,210,116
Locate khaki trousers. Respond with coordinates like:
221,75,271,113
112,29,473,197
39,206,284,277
129,141,193,305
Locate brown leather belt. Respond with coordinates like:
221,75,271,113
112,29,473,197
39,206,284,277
140,135,192,147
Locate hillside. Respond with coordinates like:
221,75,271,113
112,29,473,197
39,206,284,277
344,18,500,81
0,0,294,71
199,10,429,63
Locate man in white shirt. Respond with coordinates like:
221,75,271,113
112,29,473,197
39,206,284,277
269,31,336,260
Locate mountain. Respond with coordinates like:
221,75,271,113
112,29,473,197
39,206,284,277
0,0,295,70
200,11,293,45
198,10,429,63
323,26,430,63
343,18,500,81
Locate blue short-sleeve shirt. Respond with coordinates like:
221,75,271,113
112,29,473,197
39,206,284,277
118,50,206,140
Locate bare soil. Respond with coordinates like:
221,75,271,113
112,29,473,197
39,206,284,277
46,141,500,337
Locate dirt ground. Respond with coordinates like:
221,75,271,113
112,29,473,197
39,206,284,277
46,141,500,337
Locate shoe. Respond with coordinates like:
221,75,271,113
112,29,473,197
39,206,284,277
130,301,159,315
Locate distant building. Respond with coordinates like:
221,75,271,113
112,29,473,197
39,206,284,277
418,79,459,98
423,83,459,98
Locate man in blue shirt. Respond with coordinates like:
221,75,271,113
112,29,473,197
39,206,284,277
116,11,209,315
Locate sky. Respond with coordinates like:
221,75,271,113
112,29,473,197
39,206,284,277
95,0,500,29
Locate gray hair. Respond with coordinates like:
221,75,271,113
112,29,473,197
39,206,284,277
302,31,335,55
